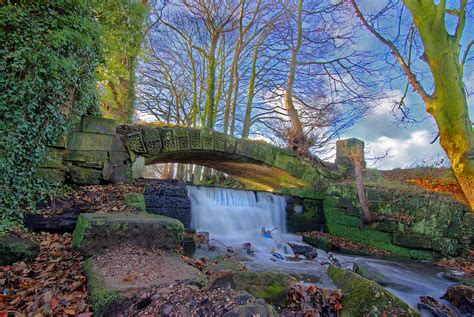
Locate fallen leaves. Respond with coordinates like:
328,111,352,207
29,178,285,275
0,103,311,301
287,283,343,316
438,249,474,278
0,232,91,315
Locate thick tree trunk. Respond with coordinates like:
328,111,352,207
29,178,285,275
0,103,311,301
285,0,306,154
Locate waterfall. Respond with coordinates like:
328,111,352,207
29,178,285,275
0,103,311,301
187,186,293,256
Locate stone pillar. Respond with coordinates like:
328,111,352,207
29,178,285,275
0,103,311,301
335,138,366,174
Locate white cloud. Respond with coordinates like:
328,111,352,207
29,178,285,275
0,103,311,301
365,130,448,170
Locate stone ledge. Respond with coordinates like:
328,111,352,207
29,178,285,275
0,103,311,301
72,213,184,256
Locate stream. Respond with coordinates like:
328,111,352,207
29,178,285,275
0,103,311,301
186,185,459,315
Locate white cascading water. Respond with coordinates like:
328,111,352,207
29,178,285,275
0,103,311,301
187,185,294,257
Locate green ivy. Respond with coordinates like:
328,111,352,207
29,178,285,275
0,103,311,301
0,0,101,230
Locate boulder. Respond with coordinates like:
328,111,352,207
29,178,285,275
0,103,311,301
0,235,39,265
223,298,278,317
233,271,289,307
206,256,245,273
302,235,332,251
442,284,474,315
354,261,388,286
72,213,184,256
327,265,421,316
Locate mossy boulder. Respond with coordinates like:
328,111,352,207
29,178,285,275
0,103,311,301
327,265,421,317
36,168,65,184
233,271,289,307
223,298,278,317
392,233,432,249
123,192,145,212
73,213,184,256
83,259,122,316
0,235,39,265
354,261,388,286
302,235,333,251
206,256,245,273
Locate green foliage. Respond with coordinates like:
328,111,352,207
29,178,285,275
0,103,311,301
94,0,148,124
123,192,146,212
0,1,101,230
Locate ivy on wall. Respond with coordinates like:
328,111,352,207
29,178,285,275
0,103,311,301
95,0,148,124
0,0,101,229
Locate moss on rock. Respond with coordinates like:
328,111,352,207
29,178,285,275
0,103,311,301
233,271,289,307
72,213,184,256
328,265,421,317
123,192,146,212
0,235,39,265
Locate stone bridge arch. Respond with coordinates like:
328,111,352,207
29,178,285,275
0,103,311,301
37,116,350,191
124,125,336,190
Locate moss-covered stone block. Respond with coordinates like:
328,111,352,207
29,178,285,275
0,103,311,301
366,220,400,233
70,166,102,185
233,271,289,307
123,192,146,212
201,129,214,150
174,127,191,151
328,265,420,316
68,132,114,151
67,150,109,164
189,129,202,150
37,168,65,184
80,115,117,135
0,235,39,265
83,259,122,316
73,213,184,256
39,148,64,168
160,128,176,152
225,136,236,154
141,127,162,154
213,131,226,152
392,233,432,250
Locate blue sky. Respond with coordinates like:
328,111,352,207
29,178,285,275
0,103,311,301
338,1,474,170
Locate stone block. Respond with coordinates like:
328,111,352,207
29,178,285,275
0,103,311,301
366,220,400,233
70,166,102,185
111,135,127,152
37,168,64,184
126,132,147,154
225,136,236,154
213,131,226,152
67,150,108,163
0,235,39,265
79,115,117,135
132,156,145,179
174,127,191,150
109,151,129,166
189,129,202,150
68,132,114,151
47,134,67,148
201,129,213,150
392,233,432,249
72,213,184,256
39,148,64,168
160,128,176,152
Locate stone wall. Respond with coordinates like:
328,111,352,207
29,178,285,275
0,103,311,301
324,184,473,259
37,116,143,185
286,195,325,233
144,180,192,227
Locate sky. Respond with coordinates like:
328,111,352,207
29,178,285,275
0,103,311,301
335,1,474,170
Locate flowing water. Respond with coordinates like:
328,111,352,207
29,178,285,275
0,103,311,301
186,185,458,314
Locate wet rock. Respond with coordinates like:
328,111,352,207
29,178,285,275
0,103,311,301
302,235,333,251
305,250,318,260
232,292,255,305
354,261,388,286
182,235,196,256
223,300,278,317
442,284,474,315
288,242,313,255
0,235,39,265
72,213,184,256
327,265,421,316
207,271,236,290
206,256,245,273
233,270,289,307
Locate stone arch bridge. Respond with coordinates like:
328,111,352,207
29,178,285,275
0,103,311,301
38,116,359,190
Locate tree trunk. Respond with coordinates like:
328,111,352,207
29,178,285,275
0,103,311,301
204,37,218,129
285,0,306,154
353,157,373,223
402,0,474,210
